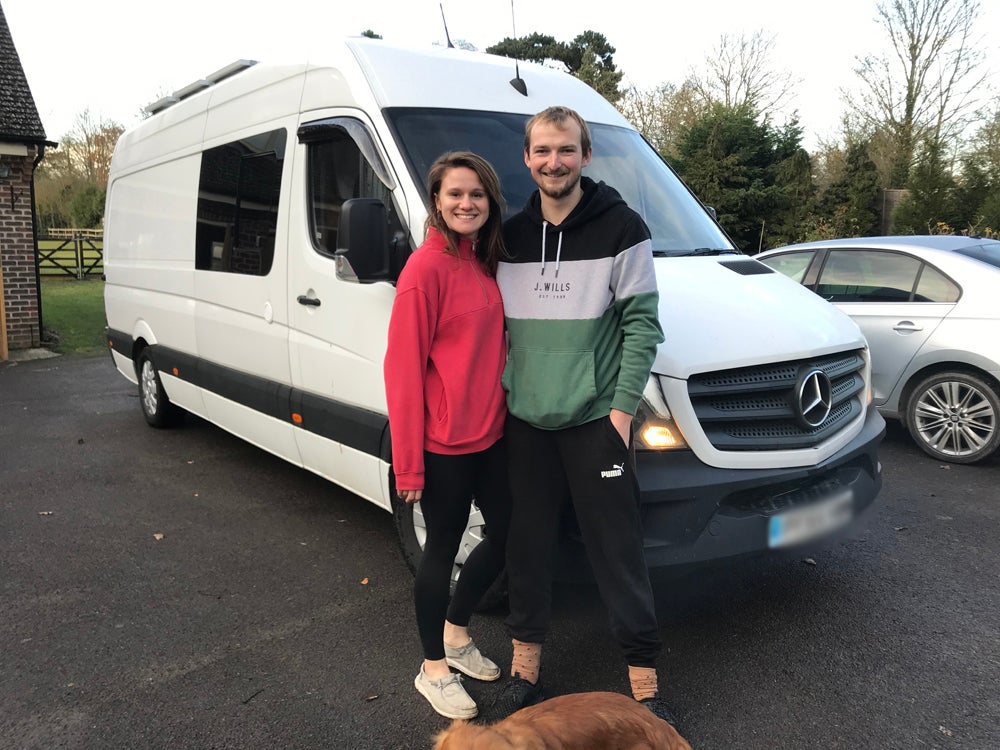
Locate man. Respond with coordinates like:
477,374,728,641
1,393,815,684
492,106,675,726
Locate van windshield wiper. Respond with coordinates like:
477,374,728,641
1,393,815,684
679,247,742,257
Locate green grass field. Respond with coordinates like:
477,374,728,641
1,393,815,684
40,277,107,355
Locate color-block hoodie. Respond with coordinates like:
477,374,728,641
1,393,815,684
384,227,507,491
497,177,663,430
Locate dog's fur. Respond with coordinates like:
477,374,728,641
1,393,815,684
432,691,692,750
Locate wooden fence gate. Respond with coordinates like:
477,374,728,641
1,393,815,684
38,229,103,278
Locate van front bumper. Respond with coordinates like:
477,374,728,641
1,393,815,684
631,407,885,568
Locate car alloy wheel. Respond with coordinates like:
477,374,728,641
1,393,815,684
907,371,1000,464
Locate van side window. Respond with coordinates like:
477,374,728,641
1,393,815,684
195,129,286,275
302,119,403,259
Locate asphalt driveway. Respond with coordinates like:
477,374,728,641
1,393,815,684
2,353,998,749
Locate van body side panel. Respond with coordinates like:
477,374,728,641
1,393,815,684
202,64,308,144
104,154,203,415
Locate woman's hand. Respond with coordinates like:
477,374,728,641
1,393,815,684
398,489,423,504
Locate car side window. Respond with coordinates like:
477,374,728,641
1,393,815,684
914,264,960,303
758,251,813,282
817,250,921,303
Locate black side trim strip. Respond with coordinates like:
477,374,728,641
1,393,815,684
106,327,132,358
106,328,390,462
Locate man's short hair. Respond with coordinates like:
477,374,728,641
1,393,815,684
523,106,592,155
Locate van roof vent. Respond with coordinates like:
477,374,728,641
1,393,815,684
145,59,258,116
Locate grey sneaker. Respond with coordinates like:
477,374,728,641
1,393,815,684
414,666,478,719
445,639,501,681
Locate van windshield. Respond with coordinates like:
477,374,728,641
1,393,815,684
384,108,736,257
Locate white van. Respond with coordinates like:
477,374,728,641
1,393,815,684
104,38,884,585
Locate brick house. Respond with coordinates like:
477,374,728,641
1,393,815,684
1,2,55,357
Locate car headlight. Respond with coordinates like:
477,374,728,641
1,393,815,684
634,376,688,451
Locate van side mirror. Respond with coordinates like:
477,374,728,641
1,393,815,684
335,198,391,282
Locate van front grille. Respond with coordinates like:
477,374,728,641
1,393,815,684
686,350,867,451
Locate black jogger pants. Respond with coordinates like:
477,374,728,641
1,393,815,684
504,414,661,668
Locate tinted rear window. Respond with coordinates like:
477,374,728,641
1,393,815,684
953,241,1000,270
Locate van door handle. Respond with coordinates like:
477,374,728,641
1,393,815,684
297,295,322,307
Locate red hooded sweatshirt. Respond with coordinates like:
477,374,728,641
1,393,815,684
384,227,507,491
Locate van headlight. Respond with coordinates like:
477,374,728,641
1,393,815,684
634,376,688,451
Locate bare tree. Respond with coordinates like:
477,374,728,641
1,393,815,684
687,30,799,119
65,109,125,185
844,0,987,187
618,80,706,156
33,109,125,229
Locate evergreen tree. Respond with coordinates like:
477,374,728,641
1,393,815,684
891,138,959,233
487,31,623,102
818,140,882,237
670,104,809,252
955,109,1000,235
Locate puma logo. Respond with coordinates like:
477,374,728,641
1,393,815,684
600,463,625,479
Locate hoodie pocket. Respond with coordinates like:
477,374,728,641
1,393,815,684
503,347,596,428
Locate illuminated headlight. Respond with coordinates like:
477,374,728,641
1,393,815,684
634,376,688,451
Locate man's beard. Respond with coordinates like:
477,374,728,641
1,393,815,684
539,171,581,200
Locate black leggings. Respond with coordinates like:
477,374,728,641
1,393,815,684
414,439,511,661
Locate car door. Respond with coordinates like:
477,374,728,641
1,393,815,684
815,249,958,405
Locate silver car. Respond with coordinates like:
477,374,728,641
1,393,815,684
756,235,1000,464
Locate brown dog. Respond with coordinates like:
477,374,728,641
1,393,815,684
432,691,692,750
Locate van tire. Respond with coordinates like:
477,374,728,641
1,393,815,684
905,370,1000,464
390,472,507,612
137,348,183,428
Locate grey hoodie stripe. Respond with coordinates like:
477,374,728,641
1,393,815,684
611,238,658,299
497,256,614,320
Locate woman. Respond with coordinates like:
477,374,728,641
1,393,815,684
384,152,510,720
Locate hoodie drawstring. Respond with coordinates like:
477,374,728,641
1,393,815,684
540,222,547,276
539,221,563,278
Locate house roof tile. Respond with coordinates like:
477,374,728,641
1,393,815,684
0,2,49,143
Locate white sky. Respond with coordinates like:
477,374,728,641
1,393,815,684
4,0,998,152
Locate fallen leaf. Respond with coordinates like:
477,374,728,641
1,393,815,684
938,726,953,737
802,558,817,566
361,577,369,585
153,533,164,541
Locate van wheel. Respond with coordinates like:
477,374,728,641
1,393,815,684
137,349,183,428
390,472,507,612
905,371,1000,464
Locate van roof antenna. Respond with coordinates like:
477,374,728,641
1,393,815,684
508,0,527,96
439,3,454,48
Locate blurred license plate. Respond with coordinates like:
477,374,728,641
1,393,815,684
768,489,854,549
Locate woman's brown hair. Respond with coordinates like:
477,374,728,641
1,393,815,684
425,151,507,275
